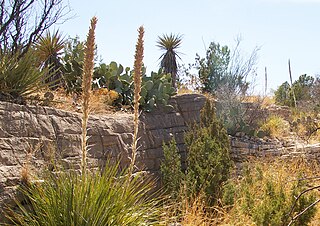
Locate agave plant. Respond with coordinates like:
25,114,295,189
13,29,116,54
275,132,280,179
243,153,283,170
156,33,183,89
34,30,65,88
5,163,161,225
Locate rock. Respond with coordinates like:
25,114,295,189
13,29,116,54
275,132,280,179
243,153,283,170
0,94,206,218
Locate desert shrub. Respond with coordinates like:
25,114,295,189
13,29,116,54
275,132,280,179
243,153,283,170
274,81,294,107
258,115,290,138
215,93,264,136
5,163,161,226
195,40,257,95
178,38,263,136
222,160,318,226
161,100,232,207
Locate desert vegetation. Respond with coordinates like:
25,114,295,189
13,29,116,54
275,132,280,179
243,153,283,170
1,1,320,225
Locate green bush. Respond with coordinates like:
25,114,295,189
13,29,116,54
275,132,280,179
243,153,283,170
161,100,232,206
184,100,232,205
5,162,161,226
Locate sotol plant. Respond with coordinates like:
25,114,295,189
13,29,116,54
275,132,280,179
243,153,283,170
128,26,144,179
80,16,97,174
5,20,161,226
5,161,160,225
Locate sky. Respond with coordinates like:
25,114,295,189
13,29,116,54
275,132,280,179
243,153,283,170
57,0,320,95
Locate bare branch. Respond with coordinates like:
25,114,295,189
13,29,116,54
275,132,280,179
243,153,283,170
0,0,70,55
286,185,320,224
287,198,320,226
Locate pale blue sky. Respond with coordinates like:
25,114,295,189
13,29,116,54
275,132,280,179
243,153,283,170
58,0,320,94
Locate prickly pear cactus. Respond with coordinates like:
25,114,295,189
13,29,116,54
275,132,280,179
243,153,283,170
140,69,176,112
63,59,83,94
87,62,176,111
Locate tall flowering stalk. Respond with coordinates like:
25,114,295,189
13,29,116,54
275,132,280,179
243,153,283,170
128,26,144,179
81,16,97,175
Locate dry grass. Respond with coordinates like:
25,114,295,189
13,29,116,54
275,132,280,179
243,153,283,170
242,95,275,107
162,194,216,226
162,158,320,225
179,197,215,226
177,86,200,95
20,142,43,185
219,158,320,225
28,87,121,115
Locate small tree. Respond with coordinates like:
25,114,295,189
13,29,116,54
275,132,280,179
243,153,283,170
185,100,232,205
274,81,293,106
188,38,260,135
161,100,233,206
195,39,258,96
275,74,315,107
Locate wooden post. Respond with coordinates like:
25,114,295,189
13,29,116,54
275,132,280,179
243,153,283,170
288,59,297,108
264,66,267,96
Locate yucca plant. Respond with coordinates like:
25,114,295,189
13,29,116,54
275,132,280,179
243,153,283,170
5,163,161,225
0,50,50,100
34,30,65,88
156,33,183,88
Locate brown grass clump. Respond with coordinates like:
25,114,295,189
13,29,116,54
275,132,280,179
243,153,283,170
20,143,42,185
162,193,216,226
29,88,120,114
90,88,119,113
81,16,97,174
180,196,215,226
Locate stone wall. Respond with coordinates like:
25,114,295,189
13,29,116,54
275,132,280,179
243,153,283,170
0,94,206,212
1,93,320,218
231,135,320,163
